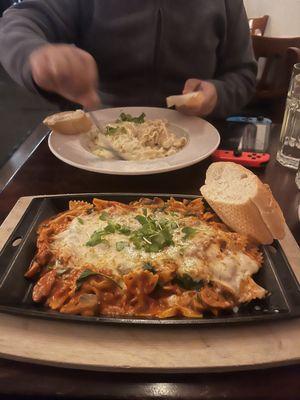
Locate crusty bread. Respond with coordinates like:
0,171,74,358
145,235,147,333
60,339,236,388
43,110,92,135
166,92,205,108
200,162,286,244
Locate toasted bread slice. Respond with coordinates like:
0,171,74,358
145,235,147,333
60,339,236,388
43,110,92,135
200,162,285,244
166,92,205,108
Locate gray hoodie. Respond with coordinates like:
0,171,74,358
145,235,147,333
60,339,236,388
0,0,257,118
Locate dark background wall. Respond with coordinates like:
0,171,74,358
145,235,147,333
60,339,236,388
0,0,57,168
0,65,57,167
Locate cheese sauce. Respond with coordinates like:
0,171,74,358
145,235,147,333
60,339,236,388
51,207,260,294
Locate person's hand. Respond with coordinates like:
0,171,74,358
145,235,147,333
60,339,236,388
29,44,100,109
177,79,218,117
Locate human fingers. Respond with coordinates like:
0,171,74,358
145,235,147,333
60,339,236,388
182,78,202,94
30,44,100,106
178,81,217,117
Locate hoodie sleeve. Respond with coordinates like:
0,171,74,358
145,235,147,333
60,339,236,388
209,0,257,119
0,0,84,92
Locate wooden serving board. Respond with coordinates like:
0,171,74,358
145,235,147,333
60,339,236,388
0,195,299,373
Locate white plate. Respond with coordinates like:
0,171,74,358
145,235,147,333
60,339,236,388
48,107,220,175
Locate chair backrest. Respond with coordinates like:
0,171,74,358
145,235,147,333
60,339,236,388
248,15,269,36
287,47,300,75
252,36,300,98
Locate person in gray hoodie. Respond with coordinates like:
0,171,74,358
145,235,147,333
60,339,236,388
0,0,257,118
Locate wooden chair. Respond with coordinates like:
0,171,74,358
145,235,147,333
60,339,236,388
250,36,300,121
248,15,269,36
287,47,300,77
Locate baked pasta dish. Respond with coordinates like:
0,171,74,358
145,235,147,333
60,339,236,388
25,197,266,318
88,112,187,160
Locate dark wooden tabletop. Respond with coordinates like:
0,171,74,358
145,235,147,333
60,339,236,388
0,122,299,400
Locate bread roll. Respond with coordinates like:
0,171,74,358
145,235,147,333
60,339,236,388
166,92,205,108
43,110,92,135
200,162,286,244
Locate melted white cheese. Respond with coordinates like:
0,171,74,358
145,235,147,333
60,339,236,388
208,251,259,292
50,207,260,293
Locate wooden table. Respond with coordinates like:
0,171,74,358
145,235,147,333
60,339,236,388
0,123,299,400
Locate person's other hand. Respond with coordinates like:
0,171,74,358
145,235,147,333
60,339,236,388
29,44,100,109
177,79,218,117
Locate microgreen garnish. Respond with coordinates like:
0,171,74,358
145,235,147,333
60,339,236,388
182,226,198,240
86,220,132,246
99,211,109,221
77,217,84,225
130,214,174,253
85,230,108,246
118,226,131,235
104,221,117,234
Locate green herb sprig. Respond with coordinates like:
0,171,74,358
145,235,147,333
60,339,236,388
105,126,119,135
182,226,198,240
76,269,122,290
99,211,109,221
174,273,204,291
116,112,145,124
130,214,175,253
86,221,132,247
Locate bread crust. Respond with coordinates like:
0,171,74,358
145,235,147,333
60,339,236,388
43,110,92,135
250,182,285,241
166,92,204,108
200,162,285,244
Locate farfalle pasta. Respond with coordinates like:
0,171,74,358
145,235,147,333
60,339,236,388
25,197,266,318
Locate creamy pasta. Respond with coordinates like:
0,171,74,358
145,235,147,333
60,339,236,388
88,113,187,160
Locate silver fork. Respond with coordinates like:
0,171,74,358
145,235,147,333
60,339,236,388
86,109,127,161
